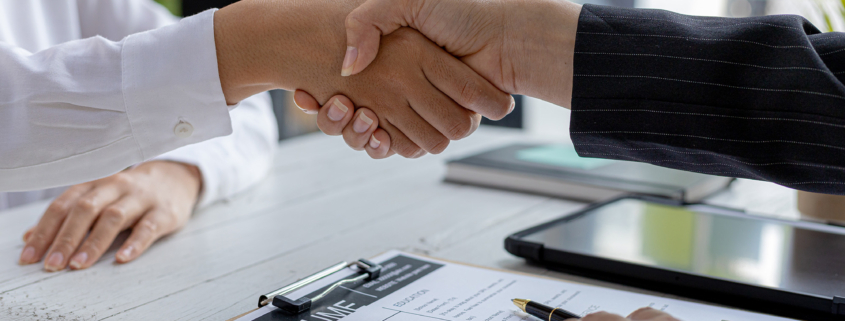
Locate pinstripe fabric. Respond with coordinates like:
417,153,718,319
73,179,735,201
570,4,845,195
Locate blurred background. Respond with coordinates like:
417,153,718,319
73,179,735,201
155,0,844,142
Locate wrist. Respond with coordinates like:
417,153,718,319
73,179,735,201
214,4,280,105
136,161,203,199
505,0,581,108
213,0,365,104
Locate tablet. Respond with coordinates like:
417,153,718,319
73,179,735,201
505,196,845,320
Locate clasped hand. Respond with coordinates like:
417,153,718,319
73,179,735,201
215,0,514,159
293,0,580,158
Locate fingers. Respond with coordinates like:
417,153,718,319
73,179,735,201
68,196,149,270
116,209,177,264
317,96,356,136
408,85,483,141
342,108,379,151
378,120,426,158
293,90,320,115
307,94,397,159
19,184,93,265
383,107,447,155
343,0,410,76
42,184,124,272
628,308,678,321
421,46,515,120
580,311,629,321
365,128,393,159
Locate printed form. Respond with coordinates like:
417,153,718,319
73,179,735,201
238,251,794,321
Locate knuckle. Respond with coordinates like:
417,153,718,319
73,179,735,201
459,80,483,111
445,117,474,140
137,219,159,235
344,13,363,29
81,240,105,255
111,172,134,186
386,29,420,49
46,201,71,215
52,237,78,252
101,207,127,224
428,137,450,155
74,198,98,214
27,232,48,245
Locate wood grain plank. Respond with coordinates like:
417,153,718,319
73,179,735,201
0,128,524,292
103,187,567,320
0,128,532,320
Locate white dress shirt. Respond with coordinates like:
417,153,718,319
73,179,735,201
0,0,278,208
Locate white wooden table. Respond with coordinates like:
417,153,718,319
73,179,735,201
0,127,798,321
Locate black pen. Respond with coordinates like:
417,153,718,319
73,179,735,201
513,298,581,321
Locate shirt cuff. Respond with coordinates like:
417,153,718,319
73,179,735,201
121,9,232,161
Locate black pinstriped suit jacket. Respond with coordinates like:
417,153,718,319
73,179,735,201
570,4,845,195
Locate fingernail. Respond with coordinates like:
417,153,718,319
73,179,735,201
369,135,381,149
69,252,88,270
19,246,35,264
328,99,349,122
44,252,64,272
353,113,373,133
117,246,134,262
299,107,318,115
341,46,358,76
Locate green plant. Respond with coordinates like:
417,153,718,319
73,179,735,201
810,0,845,31
154,0,182,17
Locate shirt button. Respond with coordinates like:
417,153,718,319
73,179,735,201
174,121,194,138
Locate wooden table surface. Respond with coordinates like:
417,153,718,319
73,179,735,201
0,127,798,321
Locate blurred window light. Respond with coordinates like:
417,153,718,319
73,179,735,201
769,0,845,31
729,0,755,16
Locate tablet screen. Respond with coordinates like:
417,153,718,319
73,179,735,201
523,198,845,298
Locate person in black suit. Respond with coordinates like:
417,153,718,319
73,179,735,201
290,1,845,319
295,1,845,198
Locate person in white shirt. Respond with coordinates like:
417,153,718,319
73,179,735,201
6,0,511,272
0,0,514,192
9,0,279,272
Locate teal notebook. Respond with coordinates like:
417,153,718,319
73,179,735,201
516,145,615,170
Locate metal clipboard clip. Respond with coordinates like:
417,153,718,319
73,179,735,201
258,259,382,315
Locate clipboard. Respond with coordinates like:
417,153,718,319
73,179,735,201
230,251,796,321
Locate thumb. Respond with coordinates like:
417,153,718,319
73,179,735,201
342,0,416,76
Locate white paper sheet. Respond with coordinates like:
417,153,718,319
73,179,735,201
238,251,794,321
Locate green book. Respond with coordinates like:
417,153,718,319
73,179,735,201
445,144,734,202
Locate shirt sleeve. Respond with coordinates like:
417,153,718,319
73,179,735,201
570,4,845,195
0,9,232,192
75,0,279,208
153,92,279,209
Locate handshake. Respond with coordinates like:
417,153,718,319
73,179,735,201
215,0,582,159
